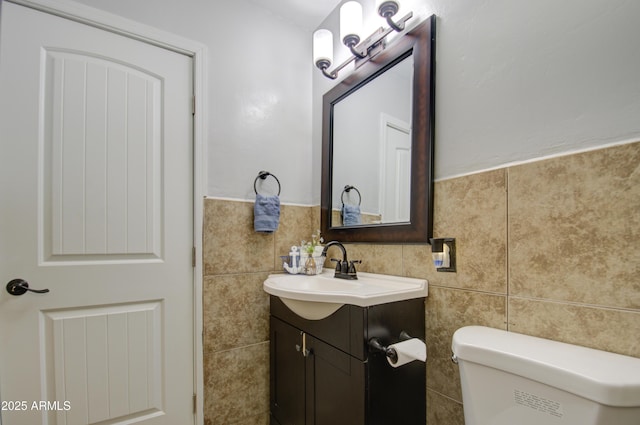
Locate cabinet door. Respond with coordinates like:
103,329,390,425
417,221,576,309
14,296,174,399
271,317,305,425
305,335,365,425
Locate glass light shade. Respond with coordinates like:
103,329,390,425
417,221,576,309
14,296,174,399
340,1,363,41
313,29,333,65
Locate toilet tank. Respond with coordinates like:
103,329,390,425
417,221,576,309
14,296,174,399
451,326,640,425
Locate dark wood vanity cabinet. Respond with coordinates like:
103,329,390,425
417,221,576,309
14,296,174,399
269,296,425,425
271,317,366,425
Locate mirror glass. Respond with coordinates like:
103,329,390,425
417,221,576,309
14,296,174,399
321,16,435,243
331,55,413,227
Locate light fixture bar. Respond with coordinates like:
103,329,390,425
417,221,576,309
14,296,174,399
320,11,413,80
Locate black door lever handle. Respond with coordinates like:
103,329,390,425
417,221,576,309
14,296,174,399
6,279,50,295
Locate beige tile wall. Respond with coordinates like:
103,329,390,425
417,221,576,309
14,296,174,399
202,200,316,425
417,141,640,424
202,140,640,425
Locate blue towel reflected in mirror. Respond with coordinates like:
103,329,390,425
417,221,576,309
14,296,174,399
342,203,361,226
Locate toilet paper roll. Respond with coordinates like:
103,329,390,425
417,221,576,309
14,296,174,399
387,338,427,368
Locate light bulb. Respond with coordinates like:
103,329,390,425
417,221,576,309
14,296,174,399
340,1,363,44
313,29,333,68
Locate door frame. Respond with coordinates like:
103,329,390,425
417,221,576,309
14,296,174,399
2,1,208,423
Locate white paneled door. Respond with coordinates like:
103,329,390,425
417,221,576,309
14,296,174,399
380,114,411,223
0,2,194,424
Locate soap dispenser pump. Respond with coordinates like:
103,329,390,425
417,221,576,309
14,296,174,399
429,238,456,272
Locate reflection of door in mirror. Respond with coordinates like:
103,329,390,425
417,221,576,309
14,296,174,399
331,54,413,227
380,114,411,223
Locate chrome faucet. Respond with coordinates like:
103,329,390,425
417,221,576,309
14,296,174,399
321,241,361,280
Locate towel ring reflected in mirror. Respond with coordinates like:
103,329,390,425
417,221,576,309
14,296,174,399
254,171,281,196
341,185,361,206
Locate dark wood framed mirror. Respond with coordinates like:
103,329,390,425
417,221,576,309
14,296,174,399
321,15,436,243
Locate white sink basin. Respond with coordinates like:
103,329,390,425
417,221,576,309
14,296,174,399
263,270,428,320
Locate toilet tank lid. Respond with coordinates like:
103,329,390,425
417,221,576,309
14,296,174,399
451,326,640,407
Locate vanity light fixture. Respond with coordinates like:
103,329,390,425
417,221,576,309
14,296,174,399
313,0,413,80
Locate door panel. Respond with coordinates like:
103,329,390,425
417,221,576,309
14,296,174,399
42,302,163,424
45,50,163,260
0,2,194,424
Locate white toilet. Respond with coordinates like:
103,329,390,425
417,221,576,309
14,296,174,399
451,326,640,425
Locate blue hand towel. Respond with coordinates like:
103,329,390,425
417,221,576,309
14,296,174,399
254,193,280,233
342,203,361,226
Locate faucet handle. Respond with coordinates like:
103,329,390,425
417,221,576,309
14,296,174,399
330,258,342,272
348,260,361,276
